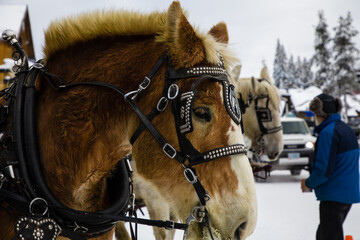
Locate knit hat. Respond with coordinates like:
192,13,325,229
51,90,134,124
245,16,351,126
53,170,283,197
309,93,342,117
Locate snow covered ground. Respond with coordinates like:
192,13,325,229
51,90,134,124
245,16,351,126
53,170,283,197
124,170,360,240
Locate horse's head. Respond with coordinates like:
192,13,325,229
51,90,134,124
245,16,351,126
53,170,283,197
232,65,283,161
131,2,257,239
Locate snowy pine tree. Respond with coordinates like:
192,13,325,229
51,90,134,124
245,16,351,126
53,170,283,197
273,39,289,89
295,57,303,87
301,57,314,89
333,12,359,120
333,12,359,94
287,55,298,88
313,11,333,92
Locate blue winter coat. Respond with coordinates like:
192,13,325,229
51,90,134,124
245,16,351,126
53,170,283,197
306,113,360,204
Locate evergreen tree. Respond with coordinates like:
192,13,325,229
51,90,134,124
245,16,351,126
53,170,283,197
333,12,359,120
295,57,303,87
332,12,359,94
301,57,314,89
273,39,289,89
313,11,333,92
287,55,298,88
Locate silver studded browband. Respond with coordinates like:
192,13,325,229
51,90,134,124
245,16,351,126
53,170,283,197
185,53,226,76
201,144,247,162
186,66,226,76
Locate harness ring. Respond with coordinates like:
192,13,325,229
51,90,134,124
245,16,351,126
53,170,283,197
29,197,49,216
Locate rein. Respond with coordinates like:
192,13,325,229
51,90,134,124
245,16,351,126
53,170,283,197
0,31,247,240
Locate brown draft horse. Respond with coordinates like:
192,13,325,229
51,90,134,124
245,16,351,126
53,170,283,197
120,66,282,240
0,2,257,239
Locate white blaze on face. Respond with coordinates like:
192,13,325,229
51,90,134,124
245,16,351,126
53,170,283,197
204,84,257,239
228,119,258,239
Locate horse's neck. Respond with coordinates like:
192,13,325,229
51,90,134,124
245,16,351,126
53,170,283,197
37,88,133,210
37,37,163,211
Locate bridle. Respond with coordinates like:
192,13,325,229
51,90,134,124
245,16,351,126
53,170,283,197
128,52,246,239
238,77,282,155
0,30,247,239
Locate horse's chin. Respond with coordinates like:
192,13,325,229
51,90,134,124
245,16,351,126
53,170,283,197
199,225,245,240
267,156,278,162
200,224,222,240
197,222,246,240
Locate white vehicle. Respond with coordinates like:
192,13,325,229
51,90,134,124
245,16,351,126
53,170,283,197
263,117,317,175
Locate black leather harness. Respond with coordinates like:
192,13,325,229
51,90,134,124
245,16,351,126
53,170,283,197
238,77,282,136
0,31,247,239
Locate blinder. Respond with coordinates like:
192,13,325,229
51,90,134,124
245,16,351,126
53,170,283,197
226,82,242,124
177,76,241,134
170,68,242,134
255,96,272,122
238,78,282,136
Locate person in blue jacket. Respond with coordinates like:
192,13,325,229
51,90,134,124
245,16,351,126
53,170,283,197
301,93,360,240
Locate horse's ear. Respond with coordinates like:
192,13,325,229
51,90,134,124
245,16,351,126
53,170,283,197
208,22,229,44
230,65,242,82
260,66,271,82
163,1,205,68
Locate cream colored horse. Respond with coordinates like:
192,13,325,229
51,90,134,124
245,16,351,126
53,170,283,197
230,65,283,163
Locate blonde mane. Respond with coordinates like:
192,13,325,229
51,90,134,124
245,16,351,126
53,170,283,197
238,77,281,110
43,8,238,70
43,10,166,58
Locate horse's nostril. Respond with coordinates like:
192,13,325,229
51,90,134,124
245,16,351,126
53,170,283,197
234,221,247,240
239,221,247,230
269,152,279,159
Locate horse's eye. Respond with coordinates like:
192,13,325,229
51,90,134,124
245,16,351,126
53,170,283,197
193,107,211,122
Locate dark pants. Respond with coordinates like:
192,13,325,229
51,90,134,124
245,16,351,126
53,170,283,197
316,201,352,240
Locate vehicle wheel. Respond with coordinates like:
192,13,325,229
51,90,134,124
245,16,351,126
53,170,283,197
290,169,301,176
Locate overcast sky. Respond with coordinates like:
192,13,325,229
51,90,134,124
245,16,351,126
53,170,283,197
1,0,359,77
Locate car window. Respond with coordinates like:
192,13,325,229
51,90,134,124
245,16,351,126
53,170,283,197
281,121,309,134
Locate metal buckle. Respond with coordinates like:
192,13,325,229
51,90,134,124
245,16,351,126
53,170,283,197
32,62,44,69
186,206,206,224
165,220,175,230
139,77,151,90
124,77,152,101
184,206,207,239
167,84,179,99
163,143,176,159
183,168,198,184
157,97,169,111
